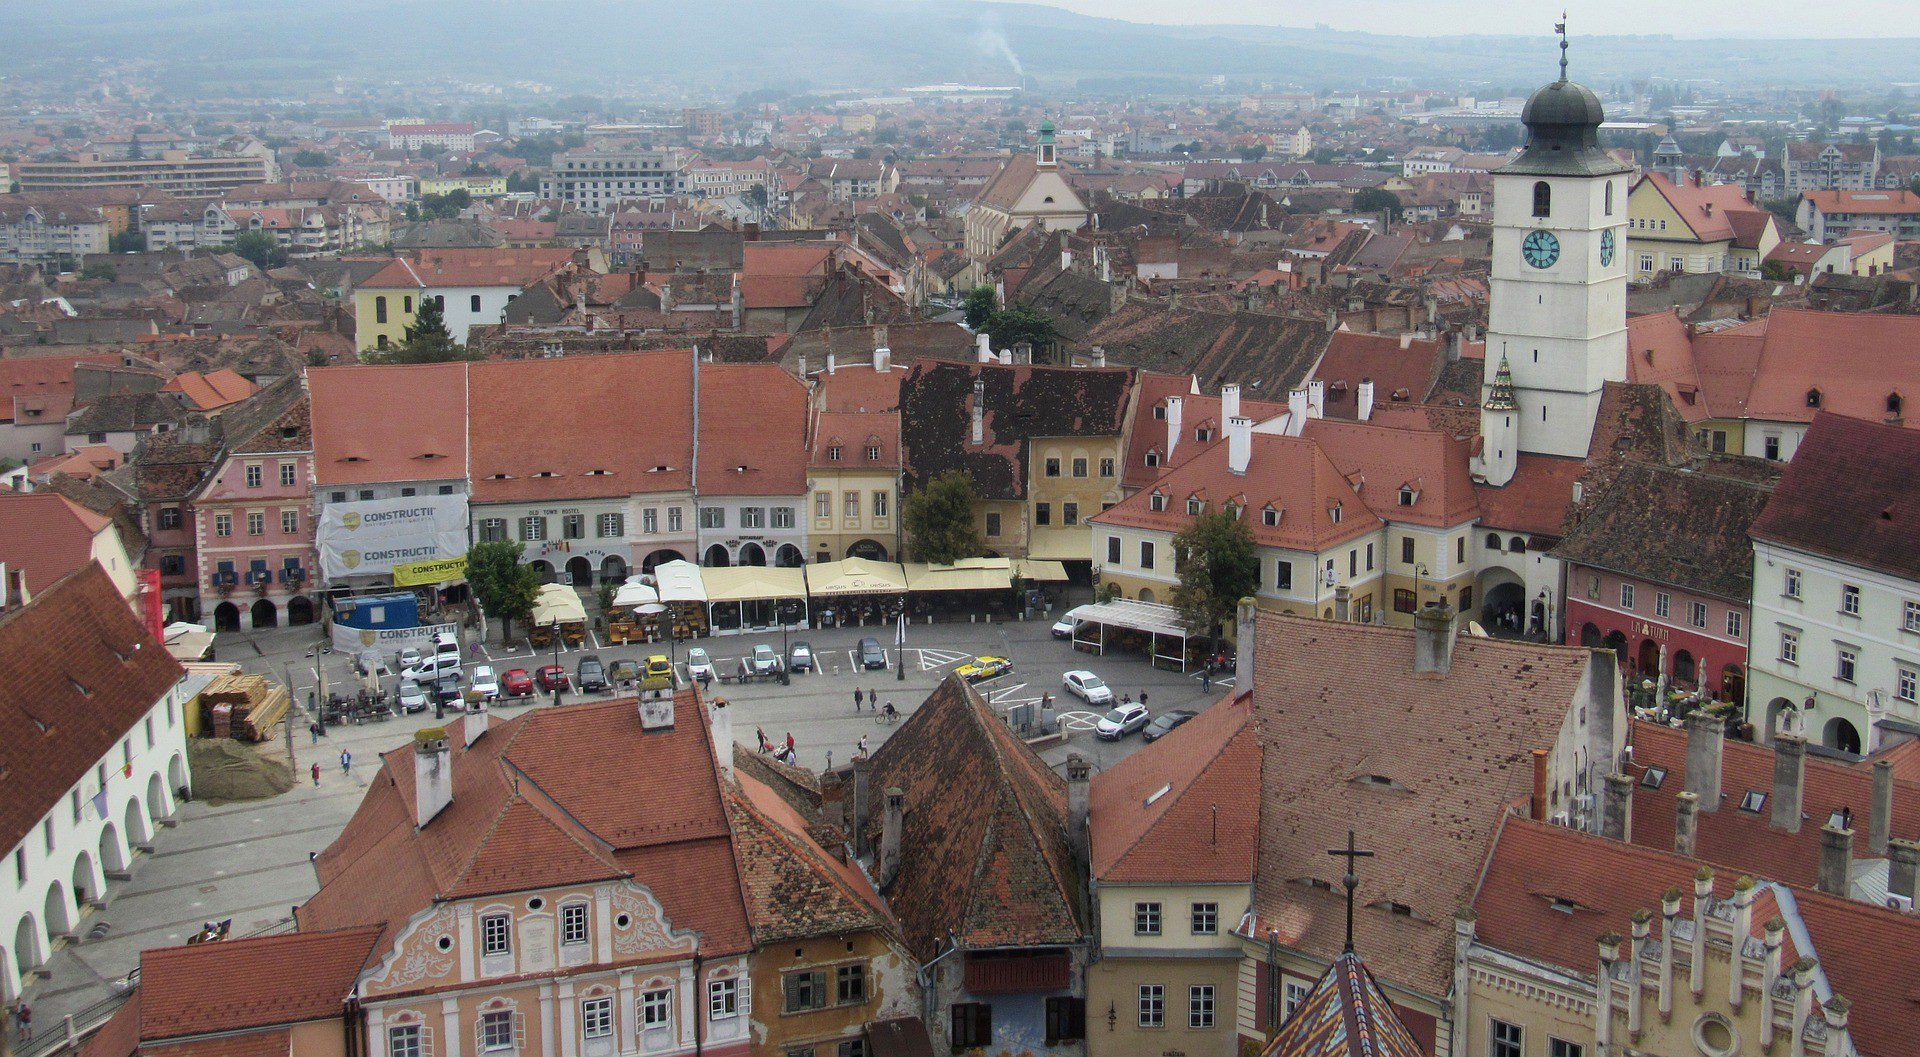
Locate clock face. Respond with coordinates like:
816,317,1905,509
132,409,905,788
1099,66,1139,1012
1600,229,1616,267
1522,229,1561,269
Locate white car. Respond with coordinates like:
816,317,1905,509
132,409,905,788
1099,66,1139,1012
396,681,429,714
1051,615,1081,639
469,665,499,700
1063,670,1114,705
402,654,459,684
397,647,422,671
686,648,714,681
1096,702,1151,740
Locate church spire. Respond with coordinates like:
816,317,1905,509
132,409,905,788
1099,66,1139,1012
1036,118,1057,169
1484,354,1518,412
1555,12,1569,82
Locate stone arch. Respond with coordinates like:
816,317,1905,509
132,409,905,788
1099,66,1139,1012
774,544,804,568
737,542,766,567
1673,649,1697,686
124,794,153,847
1602,630,1629,666
43,880,75,940
99,821,129,874
1477,568,1524,633
71,848,103,910
566,556,594,587
146,771,172,824
1720,665,1745,708
287,596,316,626
1137,587,1156,604
601,555,629,584
1579,622,1603,647
1506,535,1527,554
847,539,889,561
702,545,731,568
169,754,188,799
249,598,278,629
13,914,44,980
640,549,684,573
1637,639,1662,677
1764,697,1800,743
213,601,241,632
529,559,555,583
1823,716,1862,756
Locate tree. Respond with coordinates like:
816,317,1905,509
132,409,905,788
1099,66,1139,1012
366,296,471,364
1353,187,1403,221
983,302,1056,354
291,149,330,169
1239,143,1267,162
745,183,769,217
417,189,472,221
467,541,541,640
230,230,287,270
962,284,998,329
80,261,117,282
1760,259,1796,283
903,470,982,565
108,229,146,253
1169,510,1261,652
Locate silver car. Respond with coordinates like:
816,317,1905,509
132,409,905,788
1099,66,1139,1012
750,644,782,674
1063,670,1114,705
1096,703,1151,740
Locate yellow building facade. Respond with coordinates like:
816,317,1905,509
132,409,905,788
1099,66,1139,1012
1089,882,1250,1057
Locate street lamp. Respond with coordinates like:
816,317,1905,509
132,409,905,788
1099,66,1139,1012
895,593,907,682
777,599,799,686
547,620,563,708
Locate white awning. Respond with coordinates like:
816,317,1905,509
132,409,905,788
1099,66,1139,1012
530,583,587,626
1014,559,1070,582
701,565,807,604
1063,599,1189,638
904,556,1013,593
806,556,909,596
612,582,659,608
650,559,707,603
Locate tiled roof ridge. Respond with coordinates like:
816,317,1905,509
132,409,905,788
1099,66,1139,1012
1102,703,1254,877
724,777,889,941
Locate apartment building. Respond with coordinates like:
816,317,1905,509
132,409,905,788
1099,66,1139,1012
539,149,685,213
14,149,276,198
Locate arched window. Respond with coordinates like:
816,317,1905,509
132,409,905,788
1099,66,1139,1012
1485,532,1501,550
1806,388,1822,409
1532,181,1551,219
1604,181,1614,216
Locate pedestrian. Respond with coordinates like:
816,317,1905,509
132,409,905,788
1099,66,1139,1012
857,734,869,756
825,749,834,770
309,721,320,745
1201,669,1212,692
853,687,863,712
785,731,796,754
311,762,321,787
1139,691,1149,708
340,748,352,775
756,726,769,753
15,1001,30,1042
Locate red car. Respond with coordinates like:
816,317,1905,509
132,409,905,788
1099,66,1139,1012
535,665,570,693
501,667,534,698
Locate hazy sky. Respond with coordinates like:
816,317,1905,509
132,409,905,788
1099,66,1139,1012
1028,0,1916,39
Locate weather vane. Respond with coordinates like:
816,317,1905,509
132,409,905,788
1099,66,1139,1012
1556,12,1570,81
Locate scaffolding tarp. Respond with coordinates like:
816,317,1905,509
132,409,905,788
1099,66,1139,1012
701,565,807,603
650,560,707,603
904,557,1013,593
806,556,909,596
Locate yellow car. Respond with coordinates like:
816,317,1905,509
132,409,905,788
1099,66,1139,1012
645,654,673,679
956,656,1012,682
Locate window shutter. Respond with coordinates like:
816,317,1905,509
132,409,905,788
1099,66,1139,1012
1254,962,1271,1032
784,974,803,1012
420,1027,434,1057
472,1017,485,1054
514,1013,527,1050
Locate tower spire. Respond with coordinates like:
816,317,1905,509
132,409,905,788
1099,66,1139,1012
1484,353,1518,412
1556,13,1569,81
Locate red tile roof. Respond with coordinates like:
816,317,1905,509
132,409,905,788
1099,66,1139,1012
1742,309,1920,429
0,492,114,598
697,364,809,496
144,1029,293,1057
1301,418,1480,529
1638,173,1765,244
728,771,894,943
160,369,259,412
1749,412,1920,581
1310,331,1448,413
1802,188,1920,216
0,353,121,424
468,352,694,502
362,248,575,290
305,363,470,486
138,927,381,1039
1091,691,1259,884
1473,454,1585,536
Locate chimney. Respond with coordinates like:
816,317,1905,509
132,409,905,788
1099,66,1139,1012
826,351,836,375
971,377,986,446
873,345,891,372
976,332,994,363
1529,748,1549,821
998,351,1012,365
1399,331,1414,350
1446,329,1464,363
1065,754,1091,862
1869,758,1893,856
1220,383,1241,423
1088,346,1106,368
1012,341,1032,365
1306,379,1325,419
1770,733,1806,832
879,786,904,885
797,353,808,378
464,700,488,747
1287,387,1308,430
1603,772,1634,842
1684,711,1724,812
1823,997,1853,1057
1165,396,1184,462
1675,791,1699,857
1412,602,1455,675
1887,838,1920,904
1356,378,1375,422
851,753,872,857
1333,584,1351,622
413,727,453,828
1226,415,1252,474
1234,596,1257,692
1817,823,1853,896
708,698,734,779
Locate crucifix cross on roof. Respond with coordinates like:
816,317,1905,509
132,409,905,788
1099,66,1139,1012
1555,13,1570,81
1327,829,1375,954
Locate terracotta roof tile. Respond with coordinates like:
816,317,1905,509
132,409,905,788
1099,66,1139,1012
138,927,381,1039
1550,461,1776,602
306,363,470,486
468,352,694,502
697,364,809,496
900,361,1133,502
1749,412,1920,581
1091,691,1259,884
728,771,893,944
1742,309,1920,428
0,492,113,596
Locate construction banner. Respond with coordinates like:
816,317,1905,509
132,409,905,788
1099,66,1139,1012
393,556,469,587
317,494,468,580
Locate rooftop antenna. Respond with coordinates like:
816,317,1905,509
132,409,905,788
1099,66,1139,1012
1556,13,1570,82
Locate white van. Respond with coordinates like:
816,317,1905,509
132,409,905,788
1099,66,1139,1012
432,631,460,658
403,652,461,683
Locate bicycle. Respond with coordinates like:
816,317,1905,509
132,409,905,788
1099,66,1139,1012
875,706,900,725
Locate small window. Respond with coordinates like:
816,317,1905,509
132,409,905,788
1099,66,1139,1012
1531,181,1551,218
1188,985,1215,1029
837,963,867,1004
1785,568,1803,598
1137,985,1165,1029
951,1003,992,1049
1806,388,1822,408
561,903,588,945
1191,902,1218,935
1842,584,1861,616
581,997,613,1040
783,970,828,1012
1642,767,1667,789
1492,1019,1524,1057
389,1025,422,1057
481,913,511,956
709,978,739,1019
1149,491,1166,512
1134,902,1162,936
471,294,483,312
641,989,672,1029
480,1012,514,1052
1739,790,1767,813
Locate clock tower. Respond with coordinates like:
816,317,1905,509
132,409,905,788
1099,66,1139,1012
1478,52,1632,484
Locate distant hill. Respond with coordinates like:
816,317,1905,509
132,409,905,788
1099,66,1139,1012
1,0,1914,96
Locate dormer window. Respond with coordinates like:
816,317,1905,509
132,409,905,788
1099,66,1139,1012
1262,506,1279,527
1224,502,1239,520
827,445,842,461
1145,449,1160,467
1149,491,1166,512
1398,486,1417,507
1195,428,1212,443
1329,503,1343,524
1186,498,1203,515
1806,388,1822,408
1153,405,1166,420
1890,392,1904,417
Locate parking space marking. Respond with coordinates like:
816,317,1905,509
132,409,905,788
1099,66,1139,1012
915,648,971,671
1056,710,1104,732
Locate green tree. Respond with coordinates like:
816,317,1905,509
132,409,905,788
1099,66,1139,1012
291,149,330,169
1239,143,1267,162
80,261,117,282
1353,187,1403,221
108,229,146,253
367,296,471,364
1169,510,1261,652
417,189,472,220
745,183,769,217
962,284,998,329
903,469,982,565
467,540,541,640
983,302,1056,355
230,230,287,270
1760,259,1796,283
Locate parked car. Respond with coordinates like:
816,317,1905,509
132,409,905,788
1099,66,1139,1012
469,665,500,700
750,644,781,675
858,637,887,670
536,665,570,693
645,654,673,680
607,659,640,685
788,641,815,672
396,681,429,714
1096,702,1151,740
433,674,464,706
397,647,422,671
1051,615,1081,640
501,667,534,697
956,656,1013,682
686,648,714,681
401,653,460,684
1142,709,1199,742
1063,670,1114,705
577,655,608,692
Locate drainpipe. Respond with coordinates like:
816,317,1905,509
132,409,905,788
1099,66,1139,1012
693,947,705,1057
918,931,962,1044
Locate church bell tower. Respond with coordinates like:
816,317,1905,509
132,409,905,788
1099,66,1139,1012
1481,31,1632,472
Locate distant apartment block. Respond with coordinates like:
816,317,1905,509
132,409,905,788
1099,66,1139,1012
538,149,685,213
14,150,277,198
385,122,477,152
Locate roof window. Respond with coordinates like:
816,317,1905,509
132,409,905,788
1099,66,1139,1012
1641,767,1667,789
1739,790,1766,813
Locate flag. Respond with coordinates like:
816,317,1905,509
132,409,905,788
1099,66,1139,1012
124,762,134,779
90,786,110,821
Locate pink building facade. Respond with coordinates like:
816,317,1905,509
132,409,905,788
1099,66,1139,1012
1565,563,1750,703
194,391,317,631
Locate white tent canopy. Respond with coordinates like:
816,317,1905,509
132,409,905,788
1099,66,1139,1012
612,581,660,608
701,566,808,604
649,560,707,604
806,556,909,596
530,583,587,627
1062,598,1194,671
